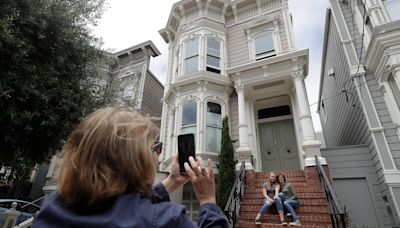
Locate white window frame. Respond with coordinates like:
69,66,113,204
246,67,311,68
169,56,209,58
205,101,223,153
205,36,222,74
253,31,276,60
247,23,281,61
183,37,200,75
180,100,198,139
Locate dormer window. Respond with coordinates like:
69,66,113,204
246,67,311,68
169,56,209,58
206,37,221,74
254,31,275,60
184,37,199,74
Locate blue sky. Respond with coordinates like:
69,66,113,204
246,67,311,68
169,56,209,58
93,0,330,131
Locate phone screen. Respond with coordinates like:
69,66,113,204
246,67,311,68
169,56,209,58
178,134,195,174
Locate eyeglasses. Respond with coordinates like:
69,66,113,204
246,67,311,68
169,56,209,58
151,142,162,156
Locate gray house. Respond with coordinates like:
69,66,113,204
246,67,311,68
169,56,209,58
41,40,164,194
318,0,400,227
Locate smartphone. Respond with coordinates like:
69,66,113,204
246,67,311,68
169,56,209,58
178,133,196,174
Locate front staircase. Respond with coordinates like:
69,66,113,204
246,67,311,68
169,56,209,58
236,167,333,228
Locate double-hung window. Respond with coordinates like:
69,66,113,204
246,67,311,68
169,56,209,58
181,101,197,140
205,102,222,152
254,31,275,60
184,38,199,74
206,37,221,74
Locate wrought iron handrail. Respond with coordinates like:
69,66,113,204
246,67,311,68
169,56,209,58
315,155,346,228
224,161,246,228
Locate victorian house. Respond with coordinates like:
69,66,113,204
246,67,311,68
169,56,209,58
157,0,332,224
318,0,400,226
41,41,164,194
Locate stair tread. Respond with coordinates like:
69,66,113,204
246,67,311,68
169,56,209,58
237,220,332,228
240,205,329,214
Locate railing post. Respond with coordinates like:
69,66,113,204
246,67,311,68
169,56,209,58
0,202,20,228
224,161,247,228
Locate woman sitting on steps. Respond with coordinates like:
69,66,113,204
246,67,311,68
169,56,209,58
254,172,286,225
278,173,302,226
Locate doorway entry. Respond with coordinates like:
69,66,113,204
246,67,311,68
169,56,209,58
257,105,300,172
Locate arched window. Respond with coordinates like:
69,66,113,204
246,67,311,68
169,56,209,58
205,102,222,152
184,38,199,74
206,37,221,74
181,101,197,137
254,31,275,60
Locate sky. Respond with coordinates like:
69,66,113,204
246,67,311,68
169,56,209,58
93,0,330,131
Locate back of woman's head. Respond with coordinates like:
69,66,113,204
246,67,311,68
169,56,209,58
56,107,159,206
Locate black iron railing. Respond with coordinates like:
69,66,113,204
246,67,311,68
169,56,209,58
315,155,346,228
224,161,246,228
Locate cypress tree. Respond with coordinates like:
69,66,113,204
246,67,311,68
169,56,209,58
216,116,236,209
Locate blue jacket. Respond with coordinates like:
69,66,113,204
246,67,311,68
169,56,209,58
32,183,228,228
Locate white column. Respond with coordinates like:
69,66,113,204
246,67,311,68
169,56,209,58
234,81,253,170
199,100,205,153
291,71,325,166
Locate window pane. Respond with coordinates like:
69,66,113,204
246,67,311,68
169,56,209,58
207,38,220,57
206,55,220,68
258,105,291,119
182,102,197,126
207,102,221,126
255,33,274,56
206,126,221,152
186,38,199,58
185,56,198,74
389,74,400,108
384,0,400,21
180,126,197,136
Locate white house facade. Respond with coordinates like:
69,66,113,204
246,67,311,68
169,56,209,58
158,0,323,176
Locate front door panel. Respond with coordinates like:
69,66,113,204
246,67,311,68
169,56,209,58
259,119,300,172
259,122,279,171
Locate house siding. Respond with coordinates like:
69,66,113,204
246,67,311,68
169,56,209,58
320,5,400,226
226,24,250,68
141,71,164,119
319,14,368,147
321,145,392,227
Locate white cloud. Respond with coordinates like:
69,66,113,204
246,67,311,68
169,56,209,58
93,0,330,131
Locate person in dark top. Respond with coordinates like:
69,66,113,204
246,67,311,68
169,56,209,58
278,173,301,226
32,107,228,228
254,172,286,225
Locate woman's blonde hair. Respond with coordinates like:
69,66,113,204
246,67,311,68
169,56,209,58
56,107,159,206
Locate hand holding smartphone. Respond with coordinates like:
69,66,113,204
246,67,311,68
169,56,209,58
177,134,195,174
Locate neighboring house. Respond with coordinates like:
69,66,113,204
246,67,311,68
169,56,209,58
41,41,163,194
318,0,400,226
158,0,324,220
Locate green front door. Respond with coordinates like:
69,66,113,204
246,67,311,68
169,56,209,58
259,119,300,172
